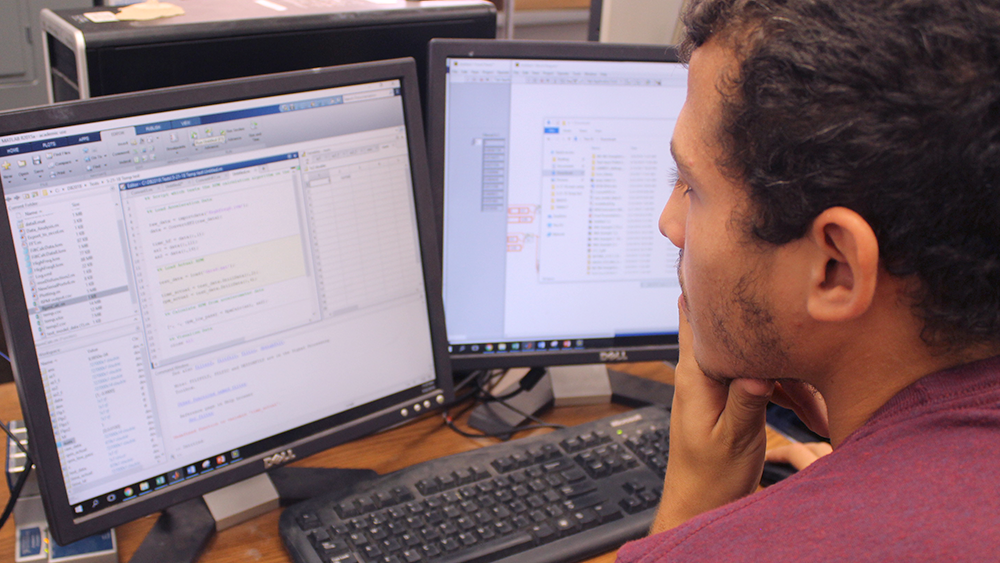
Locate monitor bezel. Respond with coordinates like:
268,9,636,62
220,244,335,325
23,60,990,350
0,58,454,545
426,39,682,371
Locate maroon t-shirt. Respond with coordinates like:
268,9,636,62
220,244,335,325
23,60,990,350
616,355,1000,562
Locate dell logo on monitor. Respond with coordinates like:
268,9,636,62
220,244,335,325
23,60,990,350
263,449,297,469
599,350,628,362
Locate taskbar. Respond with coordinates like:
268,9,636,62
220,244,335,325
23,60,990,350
449,334,674,356
70,446,246,519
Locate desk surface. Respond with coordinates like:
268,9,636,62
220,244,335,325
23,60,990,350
0,363,791,563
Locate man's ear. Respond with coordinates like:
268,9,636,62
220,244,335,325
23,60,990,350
805,207,879,322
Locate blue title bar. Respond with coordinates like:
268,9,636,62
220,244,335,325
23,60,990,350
120,153,298,190
1,132,101,158
133,94,348,135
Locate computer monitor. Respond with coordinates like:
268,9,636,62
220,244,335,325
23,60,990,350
0,58,452,547
426,39,685,374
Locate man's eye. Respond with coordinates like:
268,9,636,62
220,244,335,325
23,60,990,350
669,168,692,195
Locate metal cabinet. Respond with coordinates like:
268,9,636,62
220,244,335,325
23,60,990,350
0,0,92,111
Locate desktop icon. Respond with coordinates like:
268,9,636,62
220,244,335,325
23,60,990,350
186,465,197,475
485,344,494,352
216,455,226,465
156,476,167,487
231,449,240,459
74,505,83,514
538,341,547,349
106,494,116,503
498,343,507,351
124,487,134,497
201,460,211,470
139,482,150,492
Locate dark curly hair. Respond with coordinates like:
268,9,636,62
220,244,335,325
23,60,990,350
679,0,1000,347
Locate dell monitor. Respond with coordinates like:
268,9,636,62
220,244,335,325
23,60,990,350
0,58,452,549
427,40,685,378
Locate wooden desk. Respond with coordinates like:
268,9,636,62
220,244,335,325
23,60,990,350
0,363,790,563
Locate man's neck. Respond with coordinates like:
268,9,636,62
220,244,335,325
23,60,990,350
817,338,1000,447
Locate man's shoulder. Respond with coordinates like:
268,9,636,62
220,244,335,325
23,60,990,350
615,370,1000,563
619,450,999,562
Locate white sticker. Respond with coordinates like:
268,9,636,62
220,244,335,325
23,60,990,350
255,0,288,10
83,11,120,23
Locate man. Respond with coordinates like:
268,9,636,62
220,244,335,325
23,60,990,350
617,0,1000,560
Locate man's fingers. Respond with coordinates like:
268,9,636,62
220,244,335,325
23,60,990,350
764,442,832,471
771,379,830,438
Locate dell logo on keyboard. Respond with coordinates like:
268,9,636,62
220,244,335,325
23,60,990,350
599,350,628,362
263,449,297,469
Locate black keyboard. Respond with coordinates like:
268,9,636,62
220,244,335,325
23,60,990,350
280,405,671,563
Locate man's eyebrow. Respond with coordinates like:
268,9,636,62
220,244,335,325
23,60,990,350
669,140,694,176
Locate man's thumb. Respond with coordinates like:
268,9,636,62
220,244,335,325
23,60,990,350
723,378,774,436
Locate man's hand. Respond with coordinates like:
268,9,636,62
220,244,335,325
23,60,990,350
771,379,829,438
649,301,774,534
764,442,832,470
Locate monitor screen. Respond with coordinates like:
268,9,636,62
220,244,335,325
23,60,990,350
427,40,685,371
0,59,451,545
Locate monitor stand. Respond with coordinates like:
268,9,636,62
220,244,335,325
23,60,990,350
466,365,674,438
127,466,377,563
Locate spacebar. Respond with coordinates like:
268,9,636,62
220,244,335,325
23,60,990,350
436,532,535,563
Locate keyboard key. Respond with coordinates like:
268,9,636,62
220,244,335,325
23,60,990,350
458,532,478,546
317,539,349,555
441,537,461,552
381,538,402,553
420,544,441,559
553,516,576,536
374,491,395,508
562,468,587,483
438,473,457,489
560,481,597,498
620,497,645,514
454,468,473,484
298,511,322,530
308,529,331,547
572,509,599,529
457,532,534,563
530,522,556,544
565,492,606,510
416,479,439,495
594,503,623,523
337,502,360,519
393,487,414,502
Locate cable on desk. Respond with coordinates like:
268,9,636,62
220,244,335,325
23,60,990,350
442,368,565,439
0,350,32,531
